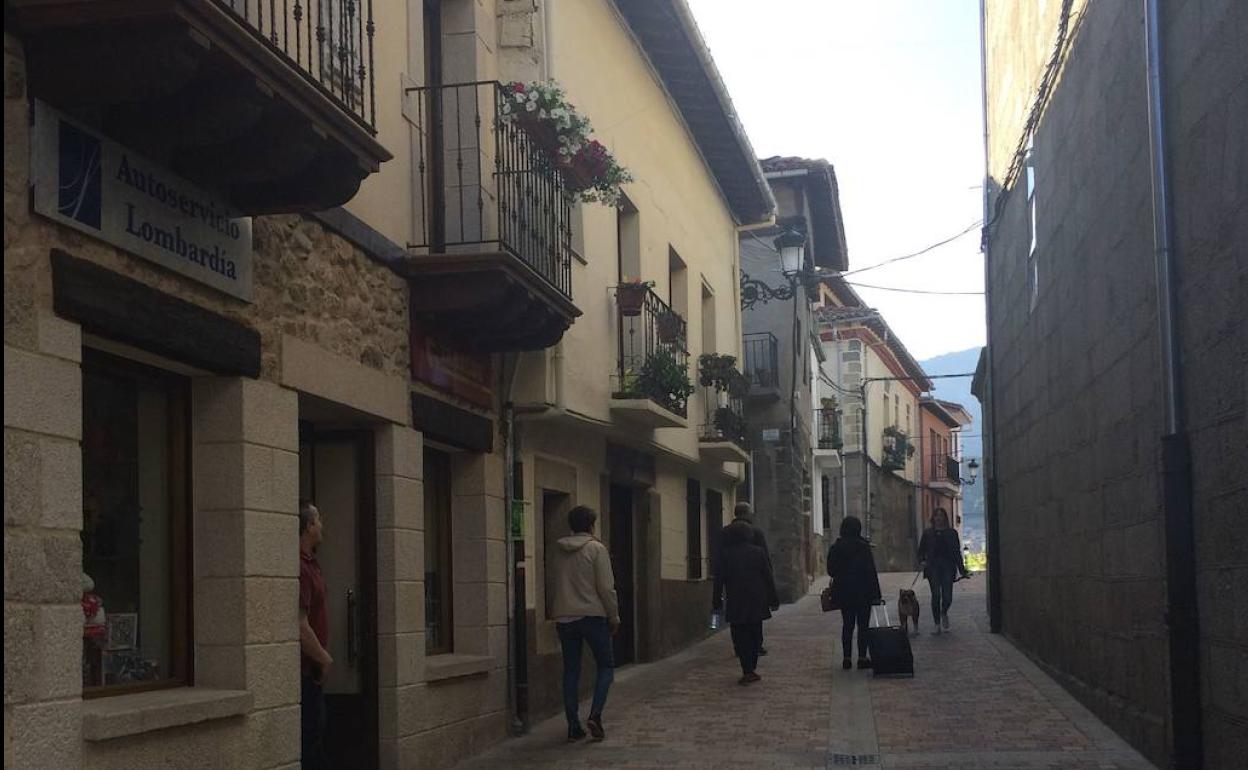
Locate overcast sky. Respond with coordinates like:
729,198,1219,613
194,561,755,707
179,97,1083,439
687,0,986,361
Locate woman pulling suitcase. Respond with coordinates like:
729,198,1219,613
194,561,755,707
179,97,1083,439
825,516,882,670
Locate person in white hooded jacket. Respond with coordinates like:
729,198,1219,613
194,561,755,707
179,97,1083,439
551,505,620,743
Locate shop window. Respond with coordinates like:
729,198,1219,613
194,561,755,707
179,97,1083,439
423,447,454,654
81,350,191,695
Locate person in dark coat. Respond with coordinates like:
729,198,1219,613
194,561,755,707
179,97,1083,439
712,519,779,684
724,502,773,655
917,507,970,634
826,515,882,670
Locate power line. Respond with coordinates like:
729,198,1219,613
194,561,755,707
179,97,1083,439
841,220,983,278
846,281,984,296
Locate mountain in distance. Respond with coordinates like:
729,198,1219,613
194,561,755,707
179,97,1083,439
919,347,985,550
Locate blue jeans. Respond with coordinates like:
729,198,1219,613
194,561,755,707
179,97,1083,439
556,617,615,730
300,675,330,770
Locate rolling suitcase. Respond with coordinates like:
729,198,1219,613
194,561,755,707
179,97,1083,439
866,601,914,678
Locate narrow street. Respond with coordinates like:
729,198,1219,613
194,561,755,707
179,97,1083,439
460,574,1157,770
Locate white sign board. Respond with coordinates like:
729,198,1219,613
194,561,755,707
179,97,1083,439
31,100,254,301
762,429,781,443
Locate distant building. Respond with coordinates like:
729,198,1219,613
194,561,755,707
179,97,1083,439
818,279,931,572
917,398,974,537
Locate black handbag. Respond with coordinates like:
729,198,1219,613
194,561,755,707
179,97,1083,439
820,584,839,612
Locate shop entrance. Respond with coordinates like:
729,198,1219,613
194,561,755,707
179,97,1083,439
608,484,637,665
299,425,378,769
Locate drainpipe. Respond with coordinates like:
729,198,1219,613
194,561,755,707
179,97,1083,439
501,353,528,735
978,0,1004,635
1144,2,1202,767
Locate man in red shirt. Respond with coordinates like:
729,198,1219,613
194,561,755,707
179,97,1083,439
299,500,332,770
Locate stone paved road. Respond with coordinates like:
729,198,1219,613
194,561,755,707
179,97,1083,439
458,573,1156,770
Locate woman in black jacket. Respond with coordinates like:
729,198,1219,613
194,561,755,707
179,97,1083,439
712,519,779,684
917,507,970,634
826,516,882,670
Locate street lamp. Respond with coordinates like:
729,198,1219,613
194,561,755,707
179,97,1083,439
964,457,980,485
740,230,821,310
775,229,806,276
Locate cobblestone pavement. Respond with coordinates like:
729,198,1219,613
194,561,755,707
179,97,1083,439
459,573,1156,770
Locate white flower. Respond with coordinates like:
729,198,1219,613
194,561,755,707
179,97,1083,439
526,101,537,111
539,109,548,119
515,93,526,104
528,91,539,102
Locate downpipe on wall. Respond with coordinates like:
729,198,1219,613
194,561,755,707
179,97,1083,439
1144,2,1201,768
500,353,528,735
978,0,1004,635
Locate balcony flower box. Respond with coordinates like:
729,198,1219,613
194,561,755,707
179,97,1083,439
656,310,683,344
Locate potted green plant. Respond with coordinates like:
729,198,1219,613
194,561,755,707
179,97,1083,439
616,278,653,317
712,405,748,446
638,348,694,411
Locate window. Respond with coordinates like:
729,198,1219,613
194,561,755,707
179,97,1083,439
424,447,454,654
686,478,702,580
81,350,190,695
1025,133,1039,311
668,247,688,318
700,283,716,357
616,195,639,282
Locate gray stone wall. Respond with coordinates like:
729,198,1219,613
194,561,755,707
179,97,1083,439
982,1,1246,766
1163,2,1248,767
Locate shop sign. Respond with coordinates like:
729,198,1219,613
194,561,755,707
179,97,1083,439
31,100,254,301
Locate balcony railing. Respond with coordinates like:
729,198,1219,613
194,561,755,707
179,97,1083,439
214,0,377,130
817,407,842,450
930,453,963,484
409,81,573,300
613,289,690,418
700,389,747,446
743,332,780,390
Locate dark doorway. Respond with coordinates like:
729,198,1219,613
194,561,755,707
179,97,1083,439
705,489,724,578
608,484,636,666
299,428,378,770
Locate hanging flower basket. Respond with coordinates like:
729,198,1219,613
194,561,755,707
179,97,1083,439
499,80,633,205
616,280,652,316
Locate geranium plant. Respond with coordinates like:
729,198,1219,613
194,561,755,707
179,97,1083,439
499,80,633,205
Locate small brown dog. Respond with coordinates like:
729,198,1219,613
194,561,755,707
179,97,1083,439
898,589,921,636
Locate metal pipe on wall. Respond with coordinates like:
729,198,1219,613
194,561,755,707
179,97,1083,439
1143,1,1202,767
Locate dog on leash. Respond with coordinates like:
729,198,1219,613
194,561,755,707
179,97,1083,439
898,589,921,636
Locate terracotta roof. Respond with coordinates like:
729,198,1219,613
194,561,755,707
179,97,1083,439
613,0,775,224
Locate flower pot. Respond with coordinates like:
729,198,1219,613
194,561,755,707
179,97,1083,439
617,284,649,316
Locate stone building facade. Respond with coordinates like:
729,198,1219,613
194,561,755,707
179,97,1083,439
980,1,1247,767
740,157,849,601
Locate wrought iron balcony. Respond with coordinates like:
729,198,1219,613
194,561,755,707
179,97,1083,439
742,332,781,401
929,453,963,486
817,407,843,450
699,389,749,463
12,0,391,213
402,81,579,353
610,288,690,427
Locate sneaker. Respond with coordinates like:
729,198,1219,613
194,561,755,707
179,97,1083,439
567,727,587,743
744,671,761,683
587,715,605,742
842,658,852,670
942,614,951,631
856,658,872,670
